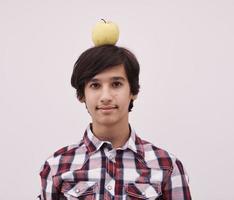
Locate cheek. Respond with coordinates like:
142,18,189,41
85,97,95,108
84,94,94,108
84,89,96,102
118,94,132,105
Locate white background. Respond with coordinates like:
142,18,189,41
1,0,234,199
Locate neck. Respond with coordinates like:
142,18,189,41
92,121,130,148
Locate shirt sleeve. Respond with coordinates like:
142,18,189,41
39,161,60,200
162,158,192,200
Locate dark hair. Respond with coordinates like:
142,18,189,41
71,45,140,112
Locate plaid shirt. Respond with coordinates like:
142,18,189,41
39,124,191,200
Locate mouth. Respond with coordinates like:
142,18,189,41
96,105,118,111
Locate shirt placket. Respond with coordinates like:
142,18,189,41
104,146,116,200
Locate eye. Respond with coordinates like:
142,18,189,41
89,83,100,89
112,81,122,88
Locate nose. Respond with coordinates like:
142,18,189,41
100,86,113,104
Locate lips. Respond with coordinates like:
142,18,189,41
96,105,118,110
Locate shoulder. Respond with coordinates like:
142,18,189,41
40,140,87,174
139,137,182,171
53,143,83,157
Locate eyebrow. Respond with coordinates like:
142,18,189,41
89,76,126,83
111,76,126,81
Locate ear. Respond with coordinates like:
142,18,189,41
131,94,138,100
78,96,85,103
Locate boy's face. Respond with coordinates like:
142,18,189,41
82,64,136,127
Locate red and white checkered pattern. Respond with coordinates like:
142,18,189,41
38,124,191,199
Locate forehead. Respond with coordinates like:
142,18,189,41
91,64,127,81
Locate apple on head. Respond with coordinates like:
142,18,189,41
92,19,119,46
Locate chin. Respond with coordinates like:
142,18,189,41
96,118,119,126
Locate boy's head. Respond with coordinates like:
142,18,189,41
71,45,140,111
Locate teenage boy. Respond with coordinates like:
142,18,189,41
39,45,191,199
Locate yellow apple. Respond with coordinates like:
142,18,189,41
92,19,119,46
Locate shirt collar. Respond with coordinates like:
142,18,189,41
83,124,145,158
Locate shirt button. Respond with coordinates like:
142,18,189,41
107,185,112,190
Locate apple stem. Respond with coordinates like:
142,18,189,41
101,19,106,23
